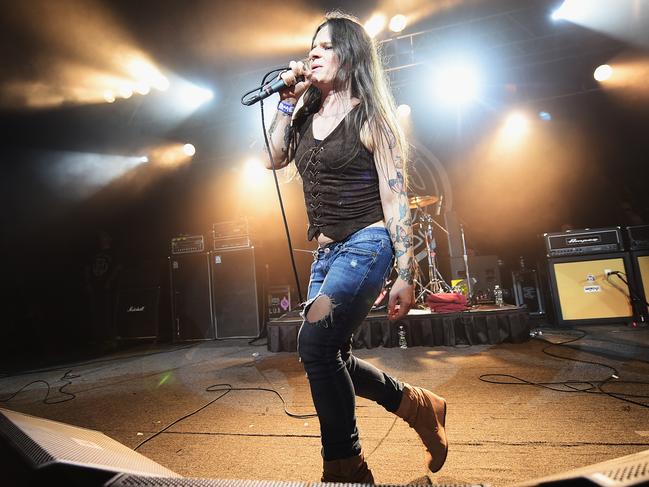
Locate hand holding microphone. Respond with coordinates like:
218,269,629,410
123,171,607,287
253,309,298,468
278,59,311,103
241,58,311,106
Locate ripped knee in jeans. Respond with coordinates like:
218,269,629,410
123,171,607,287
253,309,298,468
302,294,337,327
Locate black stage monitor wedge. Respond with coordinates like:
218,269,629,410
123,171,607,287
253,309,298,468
0,407,179,486
108,475,488,487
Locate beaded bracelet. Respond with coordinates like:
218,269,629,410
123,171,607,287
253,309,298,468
277,100,296,115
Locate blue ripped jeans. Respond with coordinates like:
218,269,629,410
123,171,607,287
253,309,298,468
298,227,404,461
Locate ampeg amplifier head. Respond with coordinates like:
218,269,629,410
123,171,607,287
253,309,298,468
544,227,623,257
170,234,205,254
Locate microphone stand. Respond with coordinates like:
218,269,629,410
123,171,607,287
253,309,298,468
460,224,473,302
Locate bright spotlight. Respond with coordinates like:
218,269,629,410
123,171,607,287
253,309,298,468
118,85,133,99
103,91,115,103
594,64,613,81
397,104,411,117
551,0,580,21
389,14,408,33
538,111,552,121
551,0,601,23
183,143,196,157
243,157,267,185
176,83,214,109
433,64,480,106
139,156,149,163
42,152,147,199
135,82,151,95
503,112,530,138
364,13,387,38
127,59,169,92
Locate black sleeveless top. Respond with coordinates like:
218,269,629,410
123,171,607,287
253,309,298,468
293,106,385,242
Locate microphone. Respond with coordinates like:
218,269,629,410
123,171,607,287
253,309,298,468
242,58,310,106
244,77,292,105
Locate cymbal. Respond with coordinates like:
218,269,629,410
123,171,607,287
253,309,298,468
408,195,439,209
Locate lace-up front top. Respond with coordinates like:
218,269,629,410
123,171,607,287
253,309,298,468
294,106,384,242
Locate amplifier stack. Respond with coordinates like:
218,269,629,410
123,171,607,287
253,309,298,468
544,227,623,257
544,226,648,325
168,222,260,341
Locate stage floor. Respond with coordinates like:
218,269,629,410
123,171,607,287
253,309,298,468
0,323,648,486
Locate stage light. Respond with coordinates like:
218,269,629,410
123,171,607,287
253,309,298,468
103,91,115,103
127,58,169,92
42,152,149,199
139,156,149,163
397,104,411,118
183,143,196,157
594,64,613,81
550,0,586,22
548,0,649,49
503,112,530,139
146,143,196,168
433,63,480,107
364,13,387,38
118,85,133,99
152,74,170,92
243,157,267,185
175,83,214,109
539,111,552,121
134,82,151,95
389,14,408,33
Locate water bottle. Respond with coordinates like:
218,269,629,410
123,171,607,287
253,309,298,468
398,325,408,349
494,285,504,307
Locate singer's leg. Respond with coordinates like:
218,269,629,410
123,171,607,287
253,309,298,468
298,228,393,475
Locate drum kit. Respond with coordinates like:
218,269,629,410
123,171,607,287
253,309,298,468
408,194,452,303
373,193,473,309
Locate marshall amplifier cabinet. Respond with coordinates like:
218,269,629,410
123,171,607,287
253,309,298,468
544,227,623,257
115,287,160,340
170,234,204,254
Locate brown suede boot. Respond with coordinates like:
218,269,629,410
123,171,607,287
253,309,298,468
321,452,375,484
395,383,448,473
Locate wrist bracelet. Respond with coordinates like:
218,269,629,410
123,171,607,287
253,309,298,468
277,100,296,115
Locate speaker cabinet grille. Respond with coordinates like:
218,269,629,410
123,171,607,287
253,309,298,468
116,287,160,340
169,253,215,341
0,408,178,478
548,253,633,325
210,247,260,339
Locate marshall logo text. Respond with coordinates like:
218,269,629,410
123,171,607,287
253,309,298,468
127,305,146,313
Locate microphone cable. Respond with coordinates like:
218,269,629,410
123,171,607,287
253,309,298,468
242,68,304,305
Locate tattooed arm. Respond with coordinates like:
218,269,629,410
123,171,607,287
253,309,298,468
265,60,310,170
367,126,415,321
266,109,293,169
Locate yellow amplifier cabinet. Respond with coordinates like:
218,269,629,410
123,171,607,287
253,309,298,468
548,253,633,324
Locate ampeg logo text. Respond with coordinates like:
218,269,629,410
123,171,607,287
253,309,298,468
127,305,145,313
566,236,601,245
